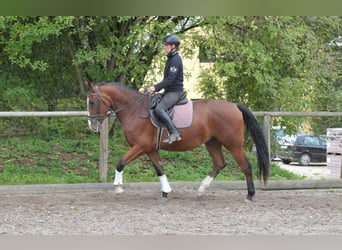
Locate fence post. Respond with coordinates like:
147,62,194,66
99,117,108,182
340,155,342,179
263,114,271,162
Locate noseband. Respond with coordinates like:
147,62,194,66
87,85,114,124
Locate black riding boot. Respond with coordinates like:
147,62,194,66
157,110,182,144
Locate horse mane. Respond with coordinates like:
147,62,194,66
97,82,142,95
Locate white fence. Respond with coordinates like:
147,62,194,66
1,111,342,182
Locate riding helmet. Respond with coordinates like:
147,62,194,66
163,35,180,47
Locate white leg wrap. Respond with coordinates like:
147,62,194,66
113,170,123,186
159,175,172,193
113,170,124,194
198,175,214,193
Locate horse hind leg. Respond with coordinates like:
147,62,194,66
198,139,226,195
229,147,255,202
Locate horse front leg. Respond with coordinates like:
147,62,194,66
113,145,145,194
147,151,172,200
113,159,125,193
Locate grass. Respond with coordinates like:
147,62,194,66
0,129,303,185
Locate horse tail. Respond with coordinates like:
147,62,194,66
237,103,270,184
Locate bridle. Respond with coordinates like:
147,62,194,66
87,85,114,125
87,85,147,127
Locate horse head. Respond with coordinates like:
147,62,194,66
85,81,112,133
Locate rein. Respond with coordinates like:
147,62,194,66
113,94,145,114
87,85,146,122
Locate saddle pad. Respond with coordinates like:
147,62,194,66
173,101,193,128
151,101,193,129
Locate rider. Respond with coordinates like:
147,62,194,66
147,35,184,144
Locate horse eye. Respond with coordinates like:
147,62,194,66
89,101,95,107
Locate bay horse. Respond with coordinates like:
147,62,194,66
85,81,269,201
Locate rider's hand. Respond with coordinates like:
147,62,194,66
147,86,155,94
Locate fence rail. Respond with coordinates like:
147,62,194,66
253,111,342,117
1,111,342,182
0,111,87,117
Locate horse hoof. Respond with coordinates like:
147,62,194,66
244,196,253,203
161,192,169,201
114,185,124,194
197,190,206,197
198,185,207,195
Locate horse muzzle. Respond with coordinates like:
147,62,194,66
88,117,102,133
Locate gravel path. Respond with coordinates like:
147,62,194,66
277,161,327,180
1,183,342,235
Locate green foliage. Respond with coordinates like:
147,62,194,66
0,72,88,137
1,16,340,134
1,16,74,71
0,16,202,111
0,16,339,184
269,163,304,180
197,16,341,131
0,131,302,185
2,86,46,111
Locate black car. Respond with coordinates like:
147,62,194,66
280,134,327,166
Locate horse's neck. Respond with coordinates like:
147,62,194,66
108,86,138,108
110,89,147,123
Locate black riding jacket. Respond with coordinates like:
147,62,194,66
154,51,184,93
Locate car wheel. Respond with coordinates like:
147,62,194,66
299,153,311,166
282,159,291,164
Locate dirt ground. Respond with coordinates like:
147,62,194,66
1,183,342,235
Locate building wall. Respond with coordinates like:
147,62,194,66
182,50,203,99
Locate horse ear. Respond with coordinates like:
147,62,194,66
84,80,94,91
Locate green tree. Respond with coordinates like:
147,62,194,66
0,16,202,111
0,16,340,136
0,16,80,110
195,16,341,133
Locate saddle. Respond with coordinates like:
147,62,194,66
149,91,193,129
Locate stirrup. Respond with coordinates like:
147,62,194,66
163,133,182,144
